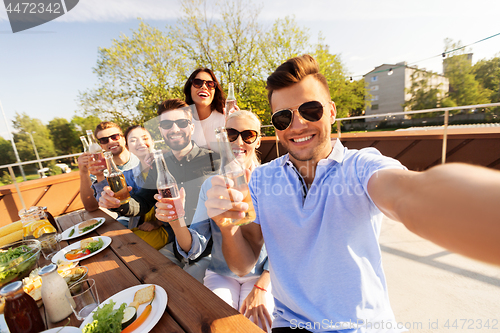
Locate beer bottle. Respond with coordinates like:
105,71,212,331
104,151,130,205
225,82,237,120
80,135,89,152
153,149,184,222
86,130,106,170
215,126,255,226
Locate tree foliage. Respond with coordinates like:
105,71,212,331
472,56,500,104
78,21,185,128
47,118,80,156
78,0,365,130
443,39,490,108
12,112,55,162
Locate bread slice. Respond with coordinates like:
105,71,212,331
129,285,155,310
80,237,95,249
78,219,100,232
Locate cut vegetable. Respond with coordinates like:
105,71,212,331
121,306,137,330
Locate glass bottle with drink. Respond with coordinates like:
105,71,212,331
86,129,106,170
225,82,237,120
215,126,256,226
0,281,46,333
104,151,131,205
39,264,74,323
80,135,89,152
153,149,184,222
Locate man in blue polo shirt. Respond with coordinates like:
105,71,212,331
202,55,500,333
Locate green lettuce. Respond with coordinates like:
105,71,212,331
82,300,127,333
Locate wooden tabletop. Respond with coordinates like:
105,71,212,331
43,209,264,333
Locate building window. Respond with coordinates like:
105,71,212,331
372,104,379,110
372,95,379,101
371,85,379,91
371,76,378,82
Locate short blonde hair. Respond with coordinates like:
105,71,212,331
226,110,262,165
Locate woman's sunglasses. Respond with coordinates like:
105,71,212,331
192,78,216,89
226,128,259,144
159,119,191,130
97,133,121,144
271,101,324,131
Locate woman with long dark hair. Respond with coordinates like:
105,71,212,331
183,68,226,152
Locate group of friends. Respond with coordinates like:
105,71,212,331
79,55,500,333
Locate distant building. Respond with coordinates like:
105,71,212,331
364,62,449,123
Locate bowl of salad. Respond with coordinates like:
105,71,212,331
0,239,41,288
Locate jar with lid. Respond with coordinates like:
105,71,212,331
39,264,74,322
0,280,46,333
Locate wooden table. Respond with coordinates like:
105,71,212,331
43,209,264,332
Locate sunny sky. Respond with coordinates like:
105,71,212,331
0,0,499,139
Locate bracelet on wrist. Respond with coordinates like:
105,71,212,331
254,284,267,292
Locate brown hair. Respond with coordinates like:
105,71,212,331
266,54,330,108
94,121,122,138
183,68,226,114
157,98,193,119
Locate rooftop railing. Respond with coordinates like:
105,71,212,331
262,102,500,164
2,102,500,211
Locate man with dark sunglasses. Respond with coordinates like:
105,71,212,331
78,121,139,212
205,55,500,333
99,98,220,283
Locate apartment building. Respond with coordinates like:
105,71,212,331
364,62,449,122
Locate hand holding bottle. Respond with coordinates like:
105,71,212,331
99,185,133,208
205,169,252,228
155,187,186,226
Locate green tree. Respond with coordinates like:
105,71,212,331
443,39,490,108
71,115,103,136
78,0,355,130
403,70,454,117
0,137,16,166
47,118,80,156
78,21,184,127
472,56,500,104
12,112,55,163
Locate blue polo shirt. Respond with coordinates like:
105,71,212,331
250,140,406,332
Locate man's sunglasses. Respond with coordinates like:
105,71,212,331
97,133,121,144
226,128,259,144
192,78,216,89
271,101,324,131
159,119,191,130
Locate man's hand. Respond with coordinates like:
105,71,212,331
155,187,186,227
78,153,91,174
88,156,106,180
205,175,248,228
99,185,132,209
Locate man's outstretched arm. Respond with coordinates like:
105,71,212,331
368,163,500,265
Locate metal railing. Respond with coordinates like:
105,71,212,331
0,153,82,210
262,102,500,163
3,103,500,210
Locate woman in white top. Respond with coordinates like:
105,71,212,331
184,68,226,153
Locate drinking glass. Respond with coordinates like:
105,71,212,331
39,233,61,260
66,279,99,321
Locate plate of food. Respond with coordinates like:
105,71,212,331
52,236,111,263
80,284,167,333
61,218,105,241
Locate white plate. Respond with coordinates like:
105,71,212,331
61,218,105,241
80,284,167,333
0,314,8,333
41,327,82,333
52,236,112,263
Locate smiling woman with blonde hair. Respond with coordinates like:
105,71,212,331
156,110,274,331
